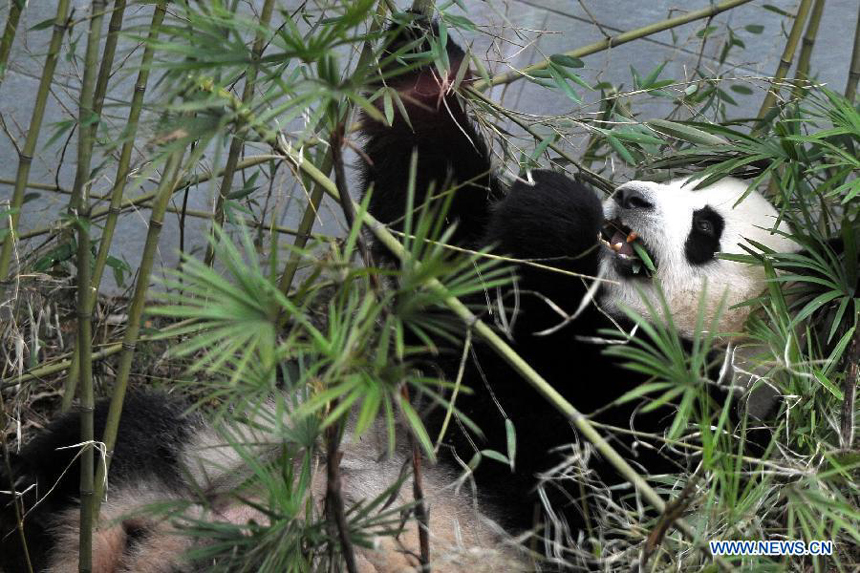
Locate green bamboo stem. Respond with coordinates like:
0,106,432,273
204,0,276,267
277,0,388,294
16,155,271,242
846,5,860,102
92,0,127,118
755,0,813,125
72,2,108,570
61,0,167,414
792,0,826,98
276,151,332,293
0,0,71,282
91,146,188,515
473,0,754,91
4,180,326,241
0,0,24,86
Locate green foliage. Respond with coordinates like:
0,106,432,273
2,2,858,571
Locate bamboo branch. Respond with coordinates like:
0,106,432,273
792,0,826,98
0,180,328,241
16,155,272,242
91,0,126,118
473,0,754,91
0,0,24,87
61,0,167,413
325,420,358,573
277,0,388,294
72,2,108,570
0,0,71,281
204,0,276,267
846,4,860,103
840,332,858,449
755,0,813,126
91,146,188,515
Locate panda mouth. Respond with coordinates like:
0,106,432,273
599,219,657,279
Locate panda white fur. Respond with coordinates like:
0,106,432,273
1,15,801,573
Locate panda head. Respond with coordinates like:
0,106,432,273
599,176,797,338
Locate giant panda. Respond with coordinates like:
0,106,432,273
358,14,798,539
1,14,803,573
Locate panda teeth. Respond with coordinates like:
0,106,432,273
612,242,623,252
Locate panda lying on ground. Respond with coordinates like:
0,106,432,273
1,15,802,573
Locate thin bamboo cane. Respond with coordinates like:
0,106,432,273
92,0,126,118
0,0,24,86
3,180,328,241
755,0,813,125
91,146,188,514
792,0,826,98
474,0,754,91
277,0,388,294
204,0,276,267
0,0,71,281
846,5,860,103
72,2,108,570
16,155,271,242
61,0,168,413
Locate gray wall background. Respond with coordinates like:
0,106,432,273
1,0,857,295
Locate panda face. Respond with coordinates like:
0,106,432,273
598,177,797,338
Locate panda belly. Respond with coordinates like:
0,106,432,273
1,393,525,572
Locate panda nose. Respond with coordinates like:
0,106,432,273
614,187,654,211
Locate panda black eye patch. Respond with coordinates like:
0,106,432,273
685,206,724,265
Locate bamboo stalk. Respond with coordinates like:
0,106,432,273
1,180,328,241
474,0,754,90
277,151,332,293
61,0,168,413
846,4,860,103
0,0,71,281
792,0,826,98
0,0,24,86
91,0,127,118
91,146,188,514
16,155,272,242
72,2,108,570
204,0,276,267
277,0,388,294
755,0,813,125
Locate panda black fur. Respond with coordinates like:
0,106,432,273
0,16,806,573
